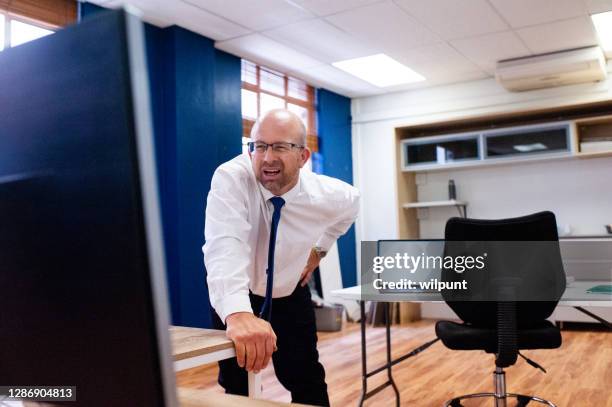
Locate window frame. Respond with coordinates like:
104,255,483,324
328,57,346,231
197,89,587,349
241,60,318,152
1,12,55,49
0,0,77,49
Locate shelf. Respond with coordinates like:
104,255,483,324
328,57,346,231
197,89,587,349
576,116,612,158
402,151,572,172
575,150,612,159
560,235,612,239
402,200,467,209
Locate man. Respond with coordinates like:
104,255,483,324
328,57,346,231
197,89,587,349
203,109,359,406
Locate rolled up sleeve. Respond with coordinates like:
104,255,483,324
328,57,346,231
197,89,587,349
315,185,360,251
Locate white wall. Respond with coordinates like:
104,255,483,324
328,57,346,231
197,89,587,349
352,119,400,241
352,77,612,320
352,77,612,243
416,157,612,238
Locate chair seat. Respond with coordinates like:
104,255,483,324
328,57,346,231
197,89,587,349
435,320,562,353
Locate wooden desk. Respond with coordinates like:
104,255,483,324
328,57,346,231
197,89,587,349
171,326,262,398
178,388,310,407
22,388,291,407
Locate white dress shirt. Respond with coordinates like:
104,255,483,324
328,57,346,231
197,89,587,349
203,154,360,322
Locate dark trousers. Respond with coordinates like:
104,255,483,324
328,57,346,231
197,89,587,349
211,284,330,406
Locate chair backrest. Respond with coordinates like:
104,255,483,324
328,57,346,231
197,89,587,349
443,211,566,327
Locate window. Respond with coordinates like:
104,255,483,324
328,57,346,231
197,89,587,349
9,19,53,47
241,60,318,152
1,0,77,50
0,14,54,50
0,14,5,51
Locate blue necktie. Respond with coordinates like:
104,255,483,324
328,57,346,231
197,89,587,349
259,196,285,321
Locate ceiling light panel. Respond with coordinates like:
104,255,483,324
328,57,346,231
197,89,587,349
591,11,612,53
332,54,426,87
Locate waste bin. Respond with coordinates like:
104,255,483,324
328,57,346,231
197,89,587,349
314,303,343,332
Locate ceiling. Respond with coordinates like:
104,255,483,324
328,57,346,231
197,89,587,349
88,0,612,98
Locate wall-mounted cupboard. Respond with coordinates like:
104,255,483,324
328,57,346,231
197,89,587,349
401,122,577,171
399,111,612,172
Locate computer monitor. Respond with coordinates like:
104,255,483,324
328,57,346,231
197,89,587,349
0,9,177,407
560,238,612,281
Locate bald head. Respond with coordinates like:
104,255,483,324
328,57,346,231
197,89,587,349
250,109,306,146
248,108,310,196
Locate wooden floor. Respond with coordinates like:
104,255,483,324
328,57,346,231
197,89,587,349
176,320,611,406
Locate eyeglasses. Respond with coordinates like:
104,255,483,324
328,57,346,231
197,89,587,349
247,141,304,154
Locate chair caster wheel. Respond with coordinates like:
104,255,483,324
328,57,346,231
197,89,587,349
516,395,531,407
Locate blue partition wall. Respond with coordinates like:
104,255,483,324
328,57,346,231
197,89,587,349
80,4,241,328
158,28,242,328
316,89,357,288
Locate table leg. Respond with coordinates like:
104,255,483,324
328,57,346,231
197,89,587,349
573,306,612,329
248,372,262,399
385,302,400,407
354,300,437,406
358,300,367,407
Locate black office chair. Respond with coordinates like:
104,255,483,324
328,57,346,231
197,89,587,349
435,211,566,407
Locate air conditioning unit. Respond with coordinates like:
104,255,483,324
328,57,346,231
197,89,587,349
495,46,607,92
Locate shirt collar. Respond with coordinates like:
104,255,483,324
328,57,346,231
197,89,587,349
259,175,301,205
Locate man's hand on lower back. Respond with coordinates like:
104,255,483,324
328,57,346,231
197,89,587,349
299,248,322,286
225,312,277,373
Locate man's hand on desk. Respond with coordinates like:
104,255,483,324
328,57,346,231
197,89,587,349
225,312,277,373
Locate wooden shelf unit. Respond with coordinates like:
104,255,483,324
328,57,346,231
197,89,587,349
403,200,467,218
574,115,612,158
393,102,612,322
402,200,467,209
393,128,421,323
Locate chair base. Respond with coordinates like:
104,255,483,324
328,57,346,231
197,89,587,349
443,392,557,407
443,367,556,407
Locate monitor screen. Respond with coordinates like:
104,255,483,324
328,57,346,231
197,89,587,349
560,238,612,281
0,9,176,407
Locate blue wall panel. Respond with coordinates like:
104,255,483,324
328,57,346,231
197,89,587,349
78,1,103,18
79,4,242,328
154,28,241,328
149,25,182,324
169,28,241,328
213,50,243,164
316,89,357,288
171,28,216,328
